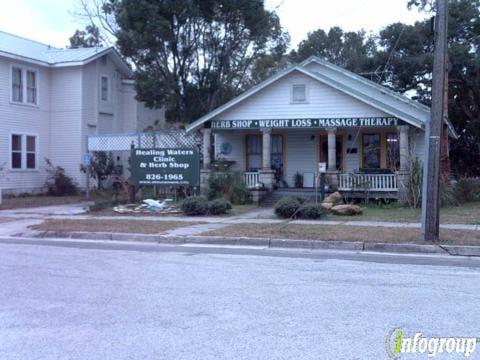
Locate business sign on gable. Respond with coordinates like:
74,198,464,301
210,117,402,130
131,148,200,186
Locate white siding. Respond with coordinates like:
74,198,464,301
214,71,390,121
411,128,425,160
120,81,165,132
136,102,165,131
49,66,84,186
0,56,51,193
284,130,318,187
214,131,245,171
120,82,138,132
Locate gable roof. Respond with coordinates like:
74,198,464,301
0,31,132,76
186,55,457,138
301,56,432,114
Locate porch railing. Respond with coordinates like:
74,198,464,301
338,173,397,192
244,172,260,188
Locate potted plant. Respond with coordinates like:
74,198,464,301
294,172,303,188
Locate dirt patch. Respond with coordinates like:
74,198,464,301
201,223,480,246
30,219,203,234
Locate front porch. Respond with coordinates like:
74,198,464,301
202,123,412,201
243,171,398,195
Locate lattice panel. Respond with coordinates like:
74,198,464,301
87,131,202,154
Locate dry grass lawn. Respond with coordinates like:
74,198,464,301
30,219,202,234
325,201,480,225
202,223,480,246
0,195,89,210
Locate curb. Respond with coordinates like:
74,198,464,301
18,230,480,256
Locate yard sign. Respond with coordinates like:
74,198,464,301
130,148,200,186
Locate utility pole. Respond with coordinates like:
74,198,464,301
421,0,448,241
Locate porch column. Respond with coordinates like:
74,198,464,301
397,125,410,205
201,128,212,170
327,127,337,171
398,125,409,171
326,127,339,188
200,128,212,196
261,128,271,170
259,128,275,191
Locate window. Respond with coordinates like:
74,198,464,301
11,66,38,105
292,84,306,103
100,75,109,101
362,134,381,169
11,134,37,170
26,71,37,104
12,67,23,103
26,136,36,169
386,133,400,170
11,134,22,169
246,135,262,171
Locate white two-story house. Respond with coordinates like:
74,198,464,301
0,31,165,194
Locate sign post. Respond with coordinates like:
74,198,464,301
130,148,200,188
318,162,327,202
83,153,92,200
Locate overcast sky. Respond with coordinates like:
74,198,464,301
0,0,426,49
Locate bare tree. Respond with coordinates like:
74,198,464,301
72,0,119,47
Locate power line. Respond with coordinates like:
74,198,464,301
379,24,406,82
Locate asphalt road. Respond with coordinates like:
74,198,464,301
1,241,480,359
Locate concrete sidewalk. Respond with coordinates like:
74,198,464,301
2,212,478,231
0,203,479,237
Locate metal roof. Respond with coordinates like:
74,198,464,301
0,30,132,75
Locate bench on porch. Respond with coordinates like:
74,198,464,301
338,173,398,192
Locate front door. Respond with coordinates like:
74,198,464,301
319,133,343,171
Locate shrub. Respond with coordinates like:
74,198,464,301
80,151,117,190
274,197,302,218
181,196,208,215
45,159,78,196
455,177,480,203
297,203,325,219
208,198,232,215
405,157,423,208
440,176,458,207
229,184,251,204
288,195,306,204
207,171,251,205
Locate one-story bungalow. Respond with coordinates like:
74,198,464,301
187,56,455,202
